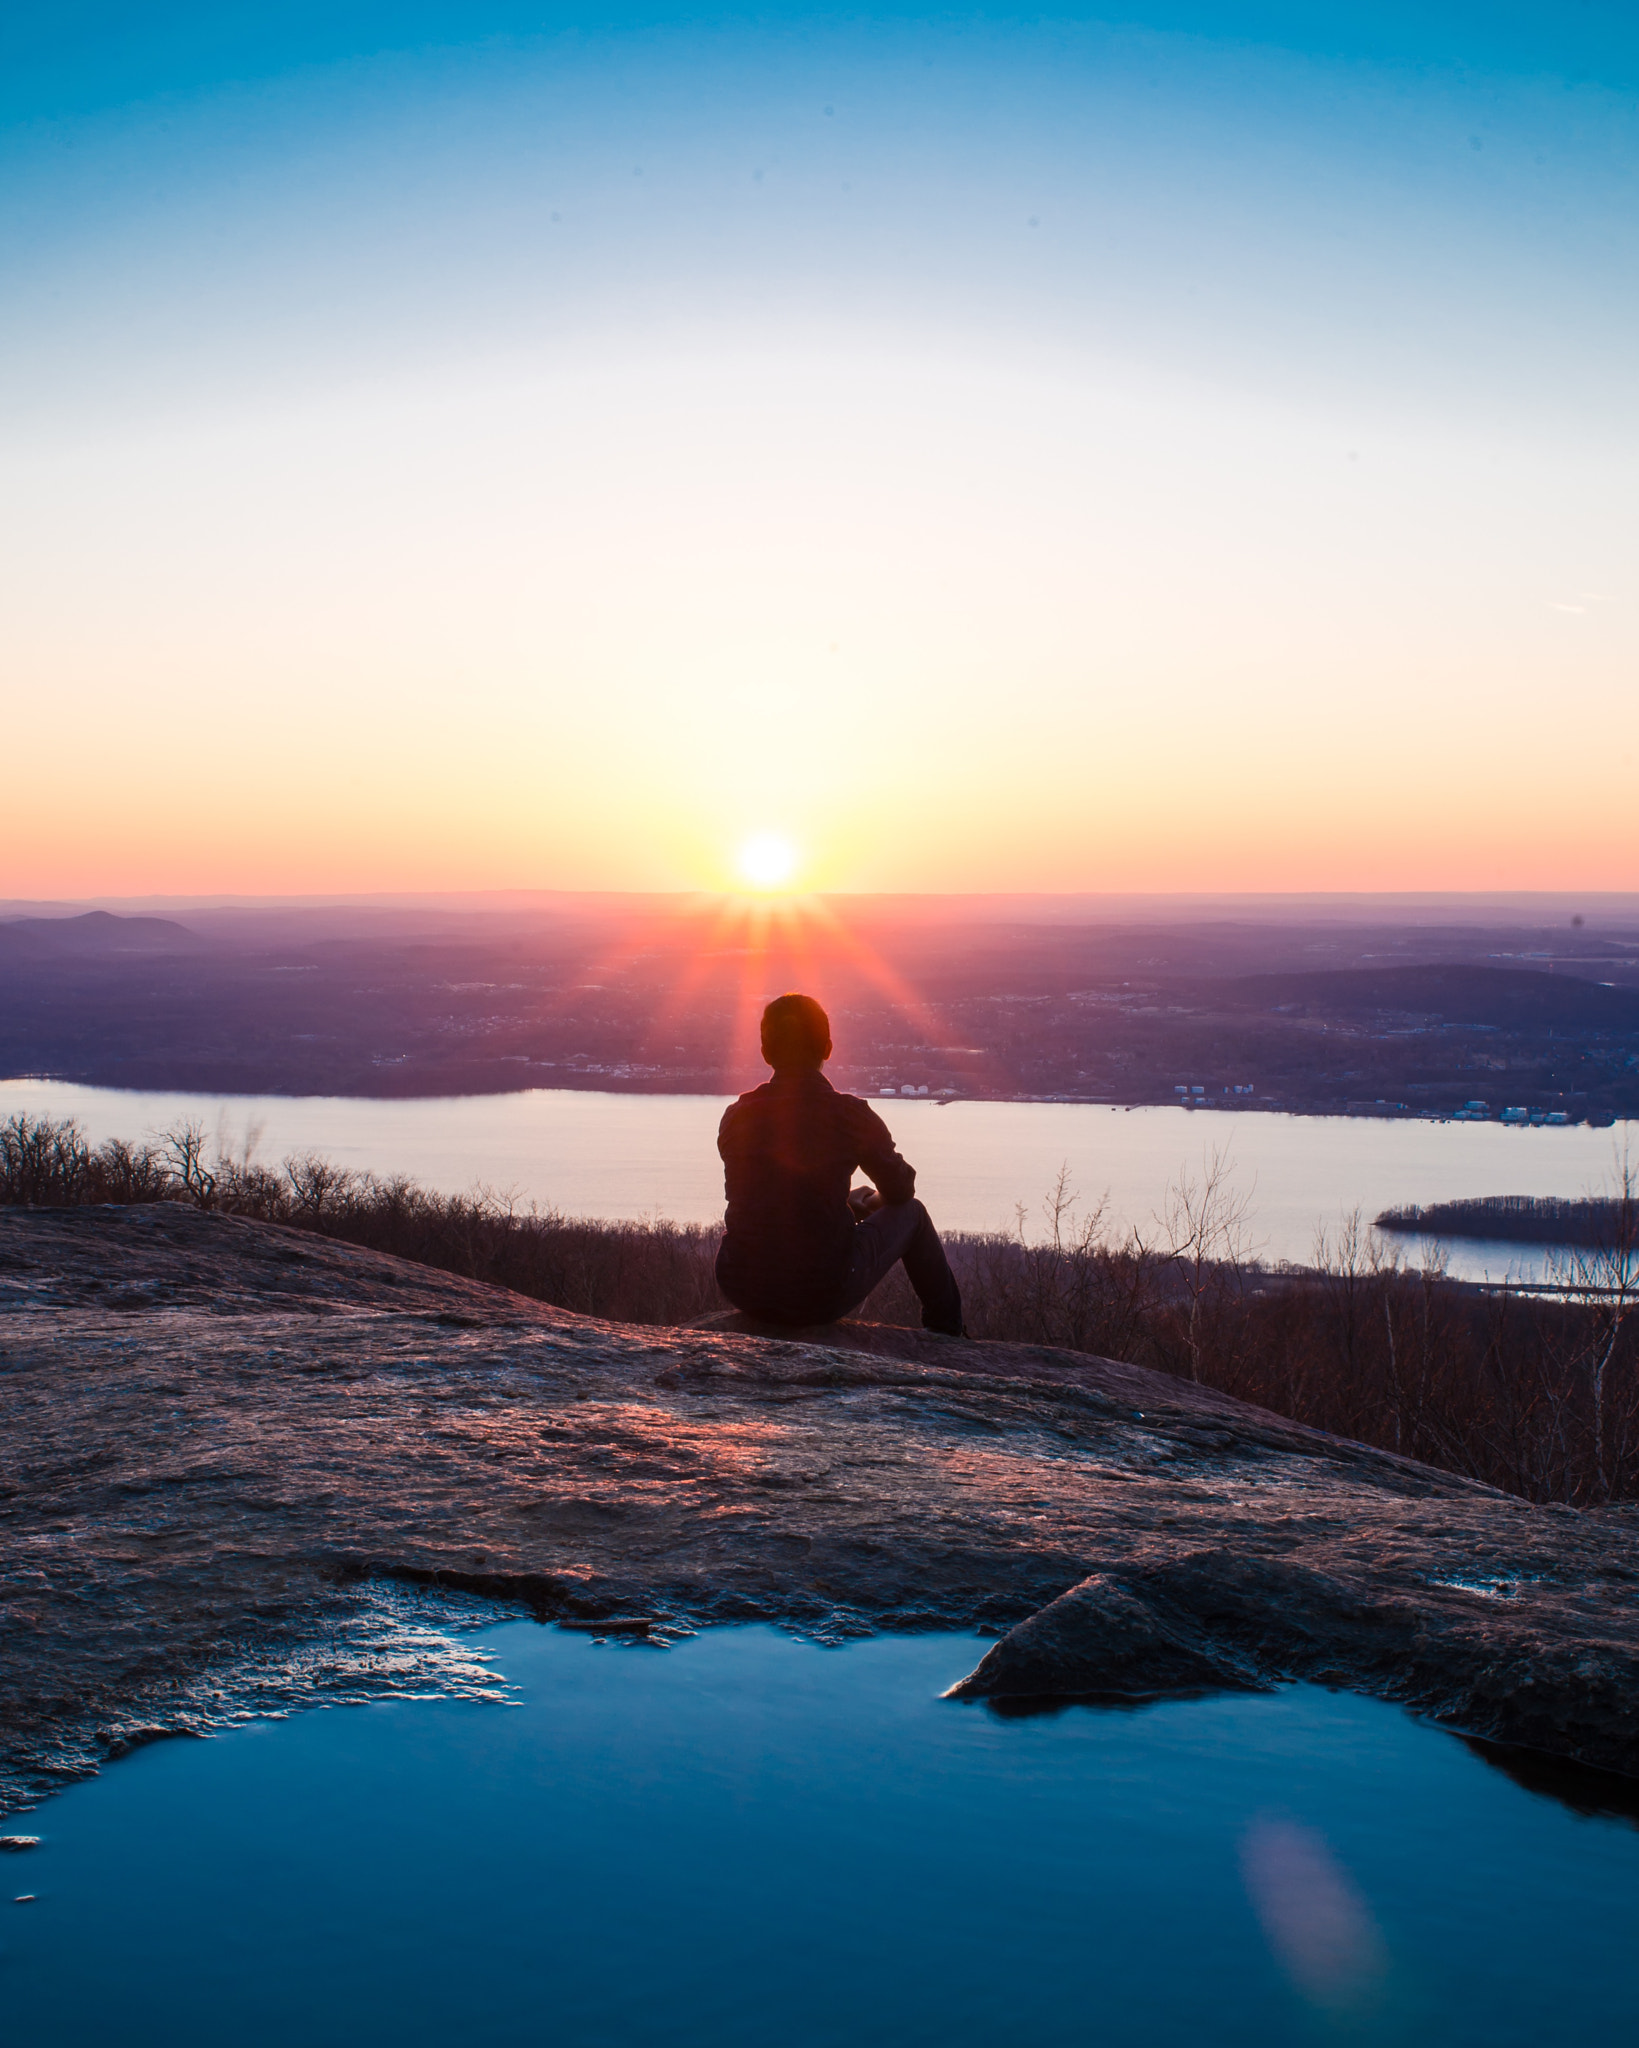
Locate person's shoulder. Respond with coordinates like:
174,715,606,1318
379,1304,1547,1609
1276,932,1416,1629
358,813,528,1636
833,1087,890,1127
719,1080,773,1125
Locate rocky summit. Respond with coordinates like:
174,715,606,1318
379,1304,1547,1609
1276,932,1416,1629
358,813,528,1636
3,1203,1638,1815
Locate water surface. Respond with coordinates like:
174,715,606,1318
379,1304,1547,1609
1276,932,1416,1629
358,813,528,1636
4,1078,1630,1281
3,1624,1637,2047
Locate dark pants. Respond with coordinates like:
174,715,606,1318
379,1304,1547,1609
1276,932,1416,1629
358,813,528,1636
839,1198,964,1334
718,1199,964,1335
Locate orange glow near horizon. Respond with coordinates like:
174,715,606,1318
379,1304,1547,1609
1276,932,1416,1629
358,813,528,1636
7,819,1639,904
3,346,1635,903
4,16,1637,909
506,885,1014,1097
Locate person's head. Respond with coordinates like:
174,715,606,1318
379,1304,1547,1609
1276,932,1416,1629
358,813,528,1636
760,992,832,1072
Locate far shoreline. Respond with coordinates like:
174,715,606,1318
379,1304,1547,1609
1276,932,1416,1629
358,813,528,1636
1,1070,1627,1129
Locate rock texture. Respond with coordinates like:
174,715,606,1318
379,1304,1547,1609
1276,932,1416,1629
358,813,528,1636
944,1556,1639,1775
3,1203,1638,1814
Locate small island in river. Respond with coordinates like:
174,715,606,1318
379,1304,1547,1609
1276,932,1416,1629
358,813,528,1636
3,1201,1638,1815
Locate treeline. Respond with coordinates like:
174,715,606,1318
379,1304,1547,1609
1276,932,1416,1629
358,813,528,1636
1377,1193,1629,1249
4,1113,1637,1509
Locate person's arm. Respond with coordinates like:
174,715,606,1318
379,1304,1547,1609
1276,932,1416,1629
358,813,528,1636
716,1100,744,1200
847,1099,917,1205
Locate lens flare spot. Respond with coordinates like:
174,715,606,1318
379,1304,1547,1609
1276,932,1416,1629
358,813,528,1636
1240,1818,1389,2014
737,833,798,890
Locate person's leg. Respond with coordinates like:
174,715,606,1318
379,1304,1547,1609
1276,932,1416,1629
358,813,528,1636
836,1199,964,1335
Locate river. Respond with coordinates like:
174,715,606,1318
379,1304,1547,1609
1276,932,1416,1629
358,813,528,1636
2,1079,1631,1283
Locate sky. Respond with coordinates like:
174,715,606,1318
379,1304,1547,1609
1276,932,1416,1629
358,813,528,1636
3,3,1635,899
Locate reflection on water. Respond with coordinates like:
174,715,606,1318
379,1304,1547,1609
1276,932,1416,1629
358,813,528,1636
1461,1737,1639,1829
1240,1817,1390,2016
4,1625,1638,2048
2,1077,1631,1280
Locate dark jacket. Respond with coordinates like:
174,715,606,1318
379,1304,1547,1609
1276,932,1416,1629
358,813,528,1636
716,1069,916,1317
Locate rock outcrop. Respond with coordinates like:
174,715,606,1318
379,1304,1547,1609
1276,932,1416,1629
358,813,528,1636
3,1203,1638,1815
943,1556,1639,1776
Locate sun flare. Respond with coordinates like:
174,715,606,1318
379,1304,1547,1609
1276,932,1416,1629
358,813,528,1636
737,832,799,891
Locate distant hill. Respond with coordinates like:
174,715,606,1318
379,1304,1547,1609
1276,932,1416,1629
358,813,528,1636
0,910,205,959
1,910,1636,1114
1222,963,1639,1033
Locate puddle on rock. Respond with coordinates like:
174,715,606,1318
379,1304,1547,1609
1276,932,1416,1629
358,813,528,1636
0,1582,515,1814
3,1625,1638,2047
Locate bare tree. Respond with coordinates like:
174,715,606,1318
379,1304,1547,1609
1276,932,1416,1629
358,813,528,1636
284,1152,355,1220
1553,1144,1639,1501
161,1121,217,1208
0,1114,89,1204
1154,1146,1259,1381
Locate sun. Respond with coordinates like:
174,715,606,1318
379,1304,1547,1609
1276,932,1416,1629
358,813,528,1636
736,832,799,891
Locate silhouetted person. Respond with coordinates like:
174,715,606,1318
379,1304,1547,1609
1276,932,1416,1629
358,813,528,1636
715,993,964,1335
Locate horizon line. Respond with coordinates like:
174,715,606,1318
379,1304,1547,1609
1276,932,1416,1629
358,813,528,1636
7,887,1639,922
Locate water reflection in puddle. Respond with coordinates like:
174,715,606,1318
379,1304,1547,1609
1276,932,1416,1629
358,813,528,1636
3,1625,1636,2046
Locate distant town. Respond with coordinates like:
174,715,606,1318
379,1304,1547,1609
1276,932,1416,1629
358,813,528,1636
2,898,1636,1124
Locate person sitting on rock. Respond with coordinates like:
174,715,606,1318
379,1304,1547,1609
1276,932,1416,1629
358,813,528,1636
714,992,965,1335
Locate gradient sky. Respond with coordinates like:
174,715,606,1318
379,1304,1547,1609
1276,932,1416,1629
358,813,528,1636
3,3,1635,897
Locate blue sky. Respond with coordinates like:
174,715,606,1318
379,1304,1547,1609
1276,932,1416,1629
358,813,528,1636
9,2,1634,427
3,4,1634,894
7,4,1639,119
